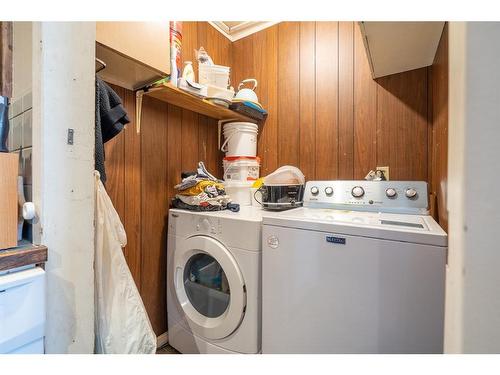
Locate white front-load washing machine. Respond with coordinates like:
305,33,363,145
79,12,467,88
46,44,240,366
167,206,263,354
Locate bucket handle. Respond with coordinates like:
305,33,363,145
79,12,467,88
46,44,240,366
218,118,240,152
220,132,236,153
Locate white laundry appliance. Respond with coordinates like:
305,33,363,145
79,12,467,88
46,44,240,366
167,206,263,354
262,180,447,354
0,266,45,354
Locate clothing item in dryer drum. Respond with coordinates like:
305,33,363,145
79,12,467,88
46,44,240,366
184,253,230,318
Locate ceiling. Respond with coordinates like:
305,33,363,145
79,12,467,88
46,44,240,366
209,21,279,42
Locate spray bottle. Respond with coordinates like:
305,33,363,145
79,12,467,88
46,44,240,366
169,22,182,87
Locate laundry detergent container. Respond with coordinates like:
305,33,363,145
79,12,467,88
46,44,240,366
221,122,258,157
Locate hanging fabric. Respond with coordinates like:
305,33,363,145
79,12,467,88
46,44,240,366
94,171,156,354
95,77,130,184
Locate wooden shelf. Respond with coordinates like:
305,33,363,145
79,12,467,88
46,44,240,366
0,243,48,271
145,83,260,123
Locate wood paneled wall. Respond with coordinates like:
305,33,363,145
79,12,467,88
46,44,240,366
104,22,231,335
232,22,430,181
429,24,449,231
0,22,13,97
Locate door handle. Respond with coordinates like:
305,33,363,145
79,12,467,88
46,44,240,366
174,267,183,290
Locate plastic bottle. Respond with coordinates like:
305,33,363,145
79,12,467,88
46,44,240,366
182,61,195,82
169,21,183,87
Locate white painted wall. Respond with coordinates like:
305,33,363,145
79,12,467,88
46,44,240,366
32,22,96,353
445,22,500,353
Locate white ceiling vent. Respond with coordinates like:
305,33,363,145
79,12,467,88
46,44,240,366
209,21,279,41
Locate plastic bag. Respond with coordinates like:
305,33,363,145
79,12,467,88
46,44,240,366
264,166,305,186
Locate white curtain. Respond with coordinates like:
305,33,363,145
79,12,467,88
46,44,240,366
94,171,156,354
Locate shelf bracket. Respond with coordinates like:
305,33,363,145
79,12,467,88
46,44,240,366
135,89,144,134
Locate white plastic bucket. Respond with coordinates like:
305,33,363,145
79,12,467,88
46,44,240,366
199,64,230,88
221,122,258,157
223,157,260,182
224,180,253,206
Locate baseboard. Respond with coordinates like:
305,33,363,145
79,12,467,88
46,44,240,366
157,331,169,349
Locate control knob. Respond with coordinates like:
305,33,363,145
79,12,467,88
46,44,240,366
325,187,334,196
405,188,418,199
351,186,365,198
310,186,319,196
385,188,397,198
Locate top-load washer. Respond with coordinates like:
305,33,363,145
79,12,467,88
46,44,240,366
167,206,263,354
262,180,448,354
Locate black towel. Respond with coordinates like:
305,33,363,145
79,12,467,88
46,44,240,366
95,77,130,183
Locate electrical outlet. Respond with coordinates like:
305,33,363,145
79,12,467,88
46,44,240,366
376,166,390,181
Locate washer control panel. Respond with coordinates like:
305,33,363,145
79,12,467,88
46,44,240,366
304,180,429,214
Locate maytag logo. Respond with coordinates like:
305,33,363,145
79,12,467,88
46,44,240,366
326,236,346,245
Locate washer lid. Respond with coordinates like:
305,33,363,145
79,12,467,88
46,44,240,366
262,208,447,247
173,235,246,340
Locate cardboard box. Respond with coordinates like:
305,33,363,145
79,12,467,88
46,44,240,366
0,153,18,249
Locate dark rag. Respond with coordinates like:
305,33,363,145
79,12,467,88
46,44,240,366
95,77,130,183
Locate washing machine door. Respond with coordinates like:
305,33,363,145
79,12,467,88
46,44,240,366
174,235,246,340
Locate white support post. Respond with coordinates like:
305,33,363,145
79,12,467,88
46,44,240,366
445,22,500,353
32,22,96,353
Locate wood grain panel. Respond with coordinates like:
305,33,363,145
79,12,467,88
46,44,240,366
167,104,183,201
376,68,428,181
0,244,47,271
299,22,316,180
315,22,339,180
181,22,199,79
0,22,12,98
181,109,200,172
140,95,168,335
250,26,278,176
122,88,142,287
338,22,354,180
430,23,448,231
198,116,223,178
232,27,279,176
104,85,143,284
278,22,300,167
353,23,377,179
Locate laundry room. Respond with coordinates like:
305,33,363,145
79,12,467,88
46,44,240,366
92,20,449,354
1,1,500,370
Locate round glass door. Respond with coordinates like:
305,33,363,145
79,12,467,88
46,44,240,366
184,253,231,318
174,236,246,340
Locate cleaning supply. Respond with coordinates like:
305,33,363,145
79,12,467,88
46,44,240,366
169,22,182,87
252,178,264,189
182,61,195,82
